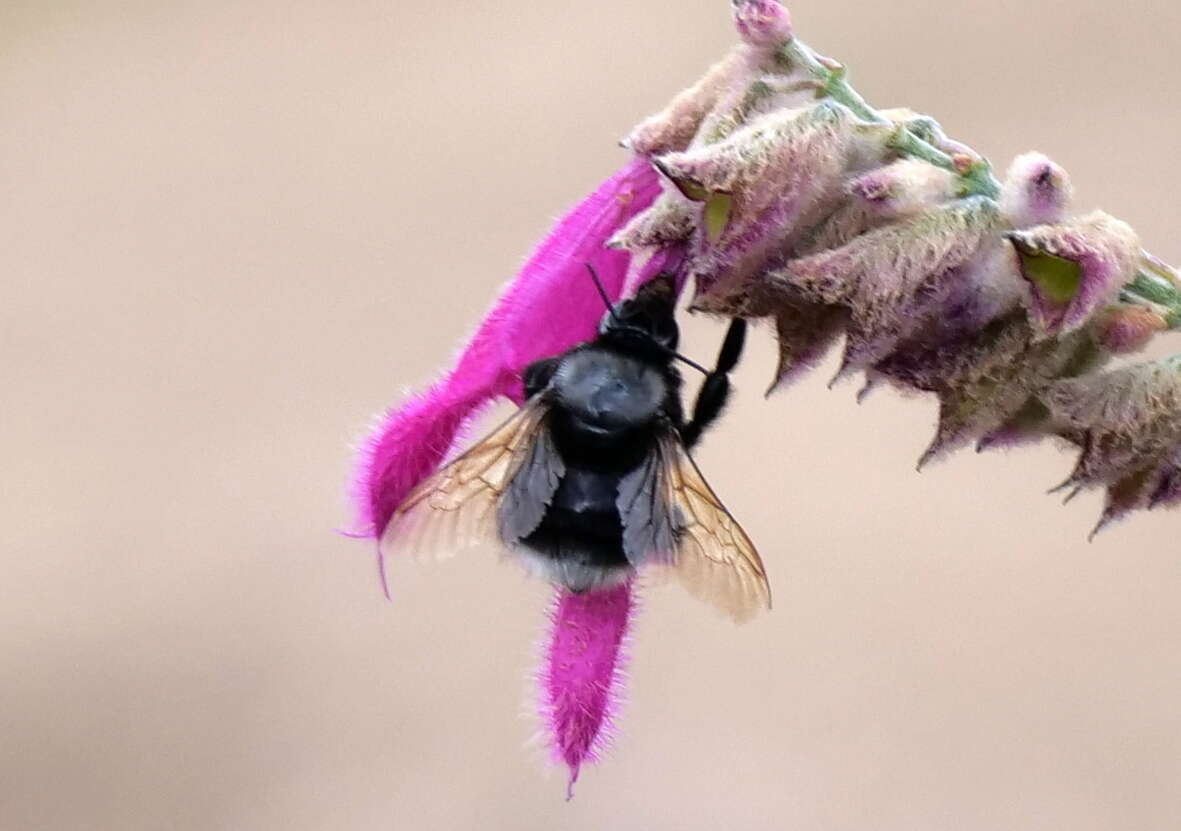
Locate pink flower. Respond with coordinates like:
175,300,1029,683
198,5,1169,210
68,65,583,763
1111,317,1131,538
352,158,671,793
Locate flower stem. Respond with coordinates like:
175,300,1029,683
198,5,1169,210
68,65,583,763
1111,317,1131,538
778,35,1181,326
778,38,1001,199
1123,263,1181,327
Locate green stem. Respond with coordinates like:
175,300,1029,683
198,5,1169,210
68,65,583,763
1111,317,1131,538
778,38,1001,199
778,41,883,124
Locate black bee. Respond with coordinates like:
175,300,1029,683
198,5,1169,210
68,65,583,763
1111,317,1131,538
379,272,770,621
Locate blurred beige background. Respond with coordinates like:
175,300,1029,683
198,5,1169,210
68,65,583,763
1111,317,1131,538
4,1,1181,829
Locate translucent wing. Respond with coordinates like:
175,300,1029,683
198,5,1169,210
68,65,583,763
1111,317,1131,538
655,431,771,623
616,447,679,567
378,398,558,563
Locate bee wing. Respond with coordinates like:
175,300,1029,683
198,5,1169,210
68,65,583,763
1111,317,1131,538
632,431,771,623
378,398,560,563
617,447,679,567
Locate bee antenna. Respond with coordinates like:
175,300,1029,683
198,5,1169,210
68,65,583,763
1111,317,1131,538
585,263,707,375
584,263,622,323
669,350,710,376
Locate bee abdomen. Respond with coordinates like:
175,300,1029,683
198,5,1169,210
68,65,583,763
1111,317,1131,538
513,523,631,593
515,467,632,592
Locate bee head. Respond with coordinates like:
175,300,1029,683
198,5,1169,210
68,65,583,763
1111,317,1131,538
598,274,680,353
583,265,710,376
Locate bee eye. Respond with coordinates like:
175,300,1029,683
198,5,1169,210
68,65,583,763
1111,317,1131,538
653,319,677,347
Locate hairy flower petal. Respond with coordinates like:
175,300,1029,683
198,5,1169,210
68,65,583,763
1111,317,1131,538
1148,452,1181,510
774,197,999,305
541,582,634,798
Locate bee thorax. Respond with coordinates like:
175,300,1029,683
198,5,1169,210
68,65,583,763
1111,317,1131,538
552,349,667,433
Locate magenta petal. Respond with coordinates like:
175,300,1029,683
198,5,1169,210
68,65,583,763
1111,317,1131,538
353,383,496,591
541,580,635,798
497,161,664,372
350,159,662,541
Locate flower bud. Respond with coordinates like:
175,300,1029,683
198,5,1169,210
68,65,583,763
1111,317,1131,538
1094,305,1168,354
1007,211,1140,336
1046,357,1181,473
999,152,1072,229
846,159,958,220
624,34,817,159
792,151,958,258
732,0,794,50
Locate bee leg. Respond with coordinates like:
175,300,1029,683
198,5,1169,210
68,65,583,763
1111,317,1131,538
680,318,746,449
713,315,747,376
